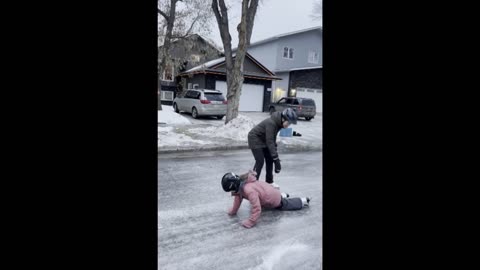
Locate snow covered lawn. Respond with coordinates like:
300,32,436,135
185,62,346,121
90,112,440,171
158,106,322,151
158,126,209,147
188,114,256,142
158,105,191,125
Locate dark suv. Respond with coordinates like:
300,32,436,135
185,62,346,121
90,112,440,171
269,97,316,121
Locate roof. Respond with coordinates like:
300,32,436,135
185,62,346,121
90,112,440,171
233,26,322,50
179,53,281,80
184,57,226,73
160,33,223,53
274,66,323,73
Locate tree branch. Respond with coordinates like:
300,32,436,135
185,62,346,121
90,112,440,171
158,8,169,21
245,0,259,46
212,0,222,21
184,15,200,37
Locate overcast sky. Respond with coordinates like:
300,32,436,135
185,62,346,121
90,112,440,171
206,0,322,48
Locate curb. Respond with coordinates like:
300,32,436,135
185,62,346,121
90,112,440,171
158,144,248,154
158,144,322,154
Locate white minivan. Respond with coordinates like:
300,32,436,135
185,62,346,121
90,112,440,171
173,89,227,119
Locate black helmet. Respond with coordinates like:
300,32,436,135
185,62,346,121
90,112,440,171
282,108,298,124
221,172,241,192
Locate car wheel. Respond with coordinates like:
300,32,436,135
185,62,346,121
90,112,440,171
269,107,275,115
216,115,224,120
305,117,312,121
192,107,199,119
173,103,179,113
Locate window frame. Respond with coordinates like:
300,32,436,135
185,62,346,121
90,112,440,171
162,64,175,82
283,46,294,60
308,50,319,64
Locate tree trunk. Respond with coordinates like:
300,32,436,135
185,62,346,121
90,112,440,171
225,68,244,121
158,75,163,110
212,0,259,124
158,0,178,111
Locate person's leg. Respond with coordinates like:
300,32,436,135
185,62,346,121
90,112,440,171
251,148,265,180
263,148,274,183
278,197,310,210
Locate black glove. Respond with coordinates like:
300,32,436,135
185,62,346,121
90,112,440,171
274,158,281,173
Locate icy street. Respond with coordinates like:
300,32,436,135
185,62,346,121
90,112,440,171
158,150,322,270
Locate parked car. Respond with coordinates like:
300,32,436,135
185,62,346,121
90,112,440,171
269,97,316,121
173,89,227,119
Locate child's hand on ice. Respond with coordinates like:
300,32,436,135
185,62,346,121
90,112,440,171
241,220,254,228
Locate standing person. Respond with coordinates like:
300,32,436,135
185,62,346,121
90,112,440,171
247,108,298,187
221,170,310,228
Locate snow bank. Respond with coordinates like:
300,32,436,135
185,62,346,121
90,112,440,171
158,126,209,147
188,114,256,142
158,106,191,125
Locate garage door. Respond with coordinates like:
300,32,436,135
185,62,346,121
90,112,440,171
296,88,322,113
215,81,264,112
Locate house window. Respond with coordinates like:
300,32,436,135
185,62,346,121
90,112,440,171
283,46,294,59
162,64,174,82
190,54,200,62
161,91,174,101
308,50,320,64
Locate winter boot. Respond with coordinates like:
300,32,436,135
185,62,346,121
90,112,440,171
270,183,280,190
301,197,311,207
281,192,290,199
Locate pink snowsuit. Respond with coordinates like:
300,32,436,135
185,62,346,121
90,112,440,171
228,170,282,228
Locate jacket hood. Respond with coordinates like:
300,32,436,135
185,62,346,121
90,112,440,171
271,111,283,128
245,170,258,183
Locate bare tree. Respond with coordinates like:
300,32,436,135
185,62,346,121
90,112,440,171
310,0,323,21
212,0,260,124
158,0,212,110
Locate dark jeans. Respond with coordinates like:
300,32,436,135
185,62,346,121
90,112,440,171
251,148,274,183
276,197,304,210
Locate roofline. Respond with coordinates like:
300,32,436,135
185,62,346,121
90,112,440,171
159,33,222,53
274,66,323,73
245,53,276,76
177,70,281,81
233,26,322,50
180,52,278,78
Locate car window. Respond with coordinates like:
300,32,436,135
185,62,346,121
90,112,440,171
185,91,194,98
301,99,316,106
204,93,225,101
278,98,287,104
292,99,300,105
186,91,199,99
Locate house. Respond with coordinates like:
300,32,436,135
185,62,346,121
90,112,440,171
245,26,323,112
178,53,280,112
158,34,223,105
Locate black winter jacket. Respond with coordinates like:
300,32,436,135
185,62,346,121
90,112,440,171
247,112,283,159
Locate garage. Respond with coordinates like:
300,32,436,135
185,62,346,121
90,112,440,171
215,81,264,112
296,88,322,113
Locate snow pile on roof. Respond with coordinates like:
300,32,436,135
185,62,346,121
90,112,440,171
188,114,256,141
184,57,225,73
158,106,191,125
184,53,239,73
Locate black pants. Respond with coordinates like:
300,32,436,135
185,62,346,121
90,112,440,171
276,197,304,210
251,148,274,183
